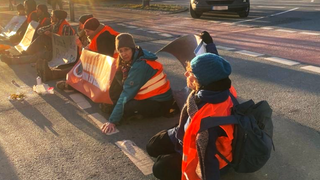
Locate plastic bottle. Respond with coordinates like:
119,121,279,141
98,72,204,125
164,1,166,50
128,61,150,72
36,76,42,85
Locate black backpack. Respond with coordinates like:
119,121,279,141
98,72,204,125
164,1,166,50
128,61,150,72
198,94,274,173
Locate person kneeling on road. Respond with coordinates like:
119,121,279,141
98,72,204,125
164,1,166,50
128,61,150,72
146,32,236,180
100,33,174,134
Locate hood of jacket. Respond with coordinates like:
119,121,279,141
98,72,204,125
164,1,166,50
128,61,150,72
133,47,158,62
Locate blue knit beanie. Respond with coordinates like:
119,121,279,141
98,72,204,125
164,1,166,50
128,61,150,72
191,53,231,86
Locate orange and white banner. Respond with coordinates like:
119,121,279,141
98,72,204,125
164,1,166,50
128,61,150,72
66,49,117,104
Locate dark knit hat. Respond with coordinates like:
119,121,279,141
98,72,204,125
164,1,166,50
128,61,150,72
115,33,136,52
79,14,93,24
17,4,25,11
84,18,100,31
53,10,67,20
191,53,231,86
37,4,48,13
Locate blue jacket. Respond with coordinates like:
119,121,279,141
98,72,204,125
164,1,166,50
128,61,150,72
109,48,173,124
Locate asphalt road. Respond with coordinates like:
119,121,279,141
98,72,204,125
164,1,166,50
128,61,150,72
0,0,319,180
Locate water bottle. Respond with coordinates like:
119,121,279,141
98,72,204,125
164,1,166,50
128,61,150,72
36,76,42,85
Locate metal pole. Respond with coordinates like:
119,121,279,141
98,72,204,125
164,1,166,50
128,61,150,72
69,0,75,22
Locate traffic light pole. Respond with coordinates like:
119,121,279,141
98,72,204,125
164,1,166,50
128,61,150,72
69,0,75,22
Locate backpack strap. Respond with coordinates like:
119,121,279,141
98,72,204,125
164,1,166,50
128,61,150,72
198,116,238,133
229,92,239,105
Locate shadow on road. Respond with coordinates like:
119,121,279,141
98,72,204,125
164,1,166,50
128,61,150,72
0,145,21,180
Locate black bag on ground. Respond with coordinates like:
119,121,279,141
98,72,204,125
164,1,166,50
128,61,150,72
198,94,274,173
36,59,74,82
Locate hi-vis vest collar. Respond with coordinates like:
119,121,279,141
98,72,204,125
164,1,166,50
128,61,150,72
57,20,74,36
27,10,37,23
134,60,170,100
182,86,237,180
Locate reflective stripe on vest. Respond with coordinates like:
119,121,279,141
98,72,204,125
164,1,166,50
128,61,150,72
181,86,237,180
27,10,37,23
57,20,75,36
88,25,119,58
134,60,170,100
40,17,49,27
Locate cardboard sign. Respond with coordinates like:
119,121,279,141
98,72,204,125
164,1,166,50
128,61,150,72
157,34,203,67
49,34,77,68
0,16,26,37
14,21,39,53
66,49,117,104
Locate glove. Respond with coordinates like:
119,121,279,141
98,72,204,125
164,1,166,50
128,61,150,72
200,31,213,44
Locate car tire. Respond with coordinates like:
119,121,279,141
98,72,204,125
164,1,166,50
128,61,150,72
238,3,250,18
190,4,202,18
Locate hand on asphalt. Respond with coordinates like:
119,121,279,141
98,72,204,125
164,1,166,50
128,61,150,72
101,122,116,134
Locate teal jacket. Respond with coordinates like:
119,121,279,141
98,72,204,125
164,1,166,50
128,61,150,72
109,48,173,124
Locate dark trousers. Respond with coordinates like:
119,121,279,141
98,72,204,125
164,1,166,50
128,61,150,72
146,130,182,180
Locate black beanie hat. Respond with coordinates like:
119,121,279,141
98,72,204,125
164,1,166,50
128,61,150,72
79,14,93,24
115,33,136,52
53,10,68,20
84,18,100,31
37,4,48,13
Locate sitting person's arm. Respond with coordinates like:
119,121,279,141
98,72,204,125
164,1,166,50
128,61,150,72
37,24,52,36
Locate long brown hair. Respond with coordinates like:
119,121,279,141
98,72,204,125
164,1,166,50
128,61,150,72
185,61,201,92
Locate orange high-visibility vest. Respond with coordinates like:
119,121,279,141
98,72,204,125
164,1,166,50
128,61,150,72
88,25,119,58
57,20,75,36
27,10,37,23
39,17,49,27
181,86,237,180
134,60,170,100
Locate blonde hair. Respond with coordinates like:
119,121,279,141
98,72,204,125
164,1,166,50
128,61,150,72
186,61,201,92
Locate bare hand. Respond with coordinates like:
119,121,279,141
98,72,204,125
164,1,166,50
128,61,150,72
44,31,51,36
75,38,82,48
101,122,116,134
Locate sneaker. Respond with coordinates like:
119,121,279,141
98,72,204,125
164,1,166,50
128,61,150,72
99,103,114,114
56,81,73,90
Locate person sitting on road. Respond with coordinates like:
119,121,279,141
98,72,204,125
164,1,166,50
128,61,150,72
1,10,74,64
25,0,37,24
8,0,38,44
100,33,174,134
36,4,51,28
82,17,119,56
56,17,119,90
17,4,26,16
146,32,235,180
76,14,94,50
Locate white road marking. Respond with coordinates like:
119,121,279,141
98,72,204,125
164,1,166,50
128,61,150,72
257,6,286,9
88,113,119,135
117,23,126,26
235,17,264,24
311,0,314,2
270,7,299,17
301,65,320,74
276,29,296,33
127,25,137,29
221,22,234,25
159,33,173,37
216,46,236,51
69,93,92,109
236,50,264,57
299,32,320,36
264,57,300,66
116,140,154,175
147,31,158,34
315,9,320,11
261,27,274,30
